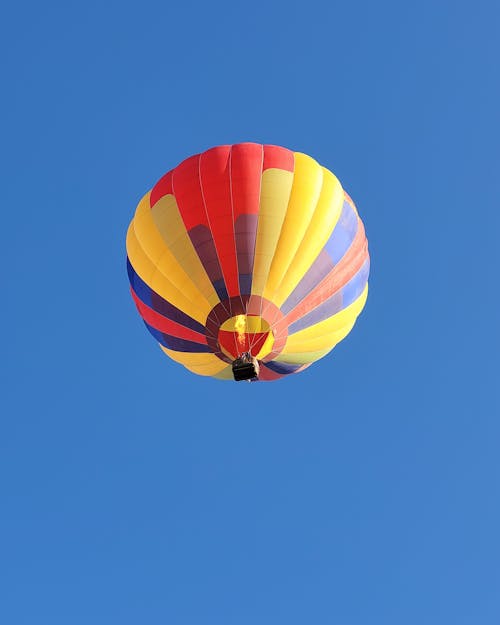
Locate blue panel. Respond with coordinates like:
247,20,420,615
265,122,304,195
324,200,358,264
281,250,334,315
341,258,370,308
238,273,253,295
189,225,229,301
288,258,369,335
280,201,358,317
128,257,207,334
265,360,303,375
150,292,207,334
212,278,229,301
127,257,152,307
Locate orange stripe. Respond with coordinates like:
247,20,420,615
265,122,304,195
283,220,368,327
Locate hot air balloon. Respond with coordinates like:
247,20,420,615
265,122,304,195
126,143,369,381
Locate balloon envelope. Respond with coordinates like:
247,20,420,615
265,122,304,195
126,143,369,381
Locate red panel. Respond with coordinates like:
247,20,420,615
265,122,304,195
147,144,295,302
257,364,285,381
150,143,294,209
204,295,287,362
218,330,270,359
263,144,294,172
150,170,173,207
131,289,207,344
230,143,263,219
281,220,368,328
344,191,356,208
171,154,209,231
199,146,240,297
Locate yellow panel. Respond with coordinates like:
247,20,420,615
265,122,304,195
263,153,323,303
275,324,355,362
272,167,344,306
127,194,211,324
151,195,220,308
281,285,368,353
160,346,229,376
220,316,270,333
187,364,231,377
255,331,275,360
274,346,335,365
251,169,294,296
133,193,215,311
212,366,234,380
126,224,209,325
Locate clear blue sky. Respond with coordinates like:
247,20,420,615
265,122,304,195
2,1,499,623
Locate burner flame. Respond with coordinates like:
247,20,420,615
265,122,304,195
234,314,246,347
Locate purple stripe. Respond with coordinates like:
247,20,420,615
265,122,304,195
324,199,358,264
127,257,152,307
281,200,359,315
265,361,304,375
144,322,212,353
127,257,206,334
281,250,334,314
288,258,370,335
341,257,370,306
188,224,228,301
238,274,252,294
235,213,258,294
